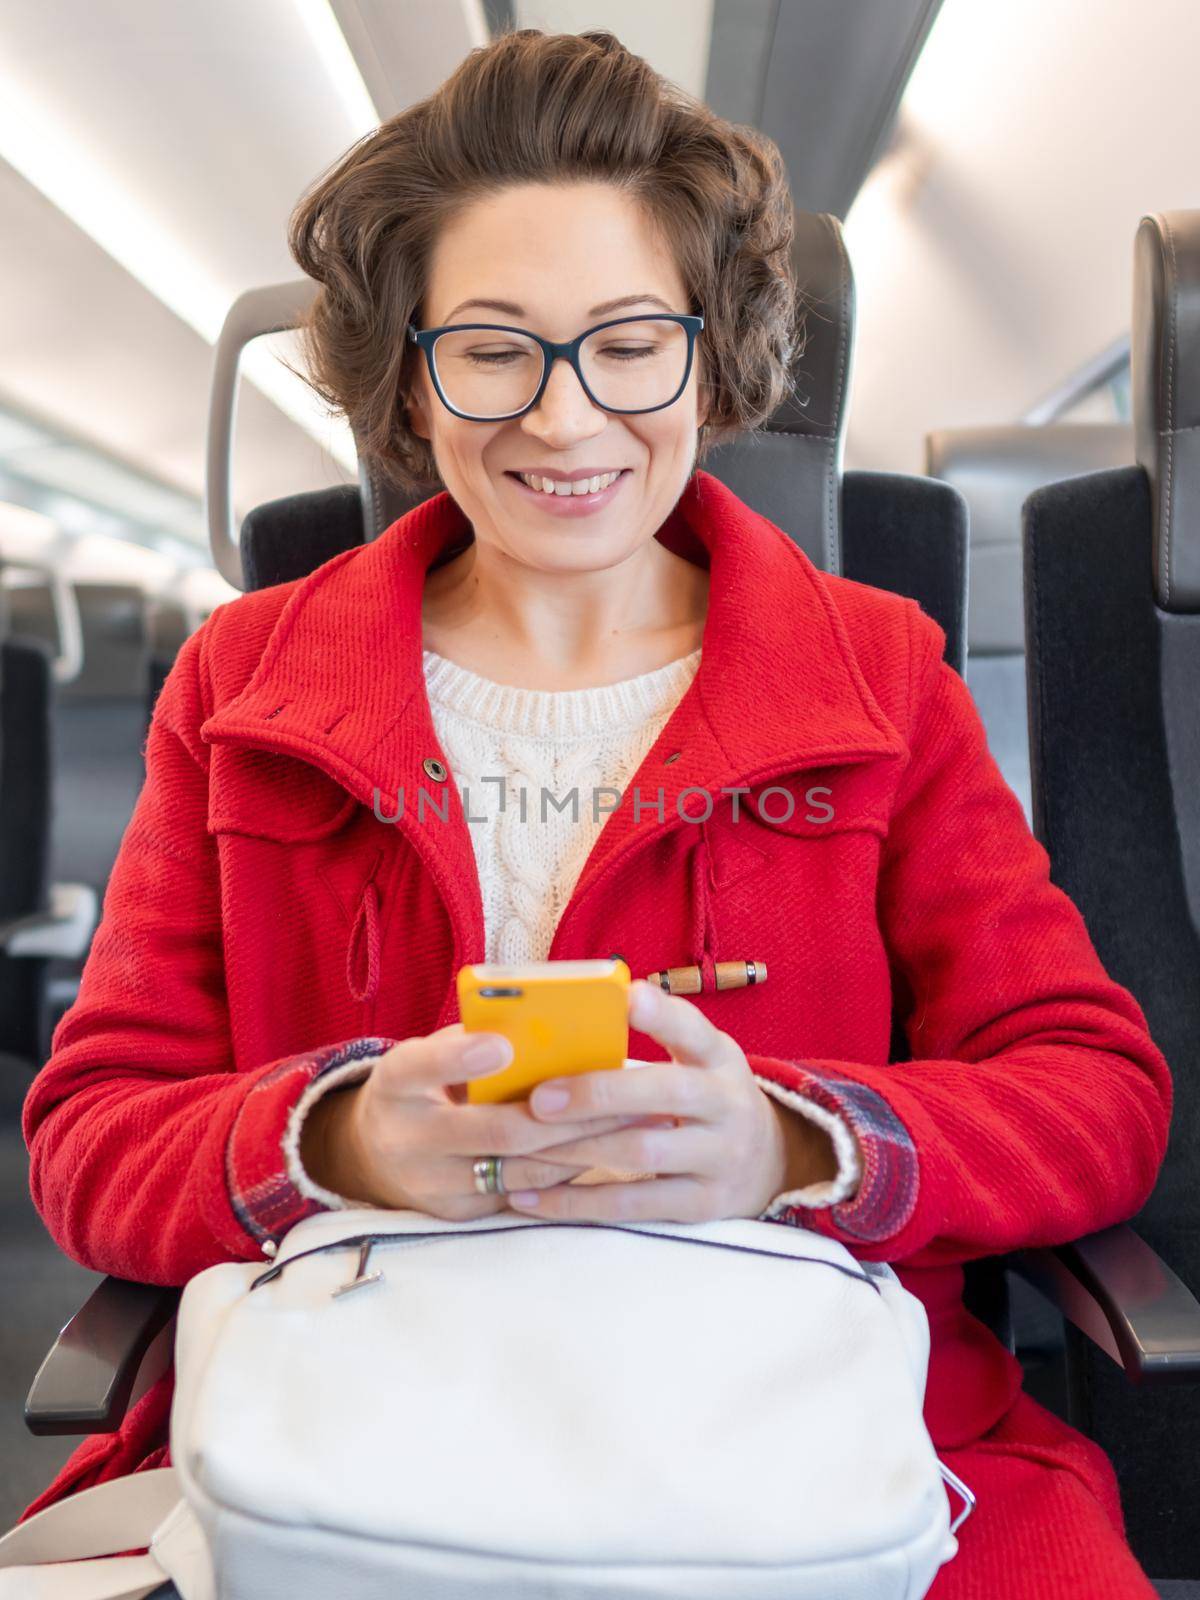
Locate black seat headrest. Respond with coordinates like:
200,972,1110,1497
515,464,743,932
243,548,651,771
357,210,854,571
1132,210,1200,612
211,213,857,586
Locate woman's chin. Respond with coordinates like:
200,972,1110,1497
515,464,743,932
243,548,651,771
497,536,640,575
481,498,652,570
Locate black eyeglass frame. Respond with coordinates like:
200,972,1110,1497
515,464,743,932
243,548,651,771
406,312,705,421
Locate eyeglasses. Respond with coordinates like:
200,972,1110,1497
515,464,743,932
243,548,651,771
407,312,704,422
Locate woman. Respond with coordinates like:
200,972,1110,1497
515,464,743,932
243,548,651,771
20,26,1171,1599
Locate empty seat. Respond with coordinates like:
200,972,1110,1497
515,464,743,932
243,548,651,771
926,422,1133,824
1022,209,1200,1581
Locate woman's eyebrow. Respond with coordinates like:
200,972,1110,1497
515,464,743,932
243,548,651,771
440,292,678,322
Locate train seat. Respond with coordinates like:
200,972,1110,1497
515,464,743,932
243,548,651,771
1022,208,1200,1583
211,214,969,669
0,512,99,1069
926,422,1133,824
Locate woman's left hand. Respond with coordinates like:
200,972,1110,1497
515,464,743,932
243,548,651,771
505,978,833,1222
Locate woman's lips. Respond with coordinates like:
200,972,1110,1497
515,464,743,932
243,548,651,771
504,469,631,517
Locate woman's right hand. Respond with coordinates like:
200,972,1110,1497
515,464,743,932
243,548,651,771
299,1025,649,1219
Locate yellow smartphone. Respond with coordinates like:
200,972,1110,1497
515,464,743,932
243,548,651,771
457,957,631,1104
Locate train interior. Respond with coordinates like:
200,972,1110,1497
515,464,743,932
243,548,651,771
0,0,1198,1590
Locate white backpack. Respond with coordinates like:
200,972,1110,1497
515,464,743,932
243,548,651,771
0,1209,973,1599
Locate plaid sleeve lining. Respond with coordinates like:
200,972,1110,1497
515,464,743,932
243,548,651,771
754,1076,863,1212
225,1036,397,1253
750,1062,919,1243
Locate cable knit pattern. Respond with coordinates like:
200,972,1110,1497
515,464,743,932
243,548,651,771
423,645,702,965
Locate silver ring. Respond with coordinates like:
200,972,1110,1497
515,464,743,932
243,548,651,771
472,1155,506,1195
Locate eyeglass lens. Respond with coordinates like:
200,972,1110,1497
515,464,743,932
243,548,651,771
431,319,690,418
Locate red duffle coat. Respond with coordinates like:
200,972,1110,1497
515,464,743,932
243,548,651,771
20,469,1172,1596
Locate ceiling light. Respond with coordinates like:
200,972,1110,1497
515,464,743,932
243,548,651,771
0,21,373,476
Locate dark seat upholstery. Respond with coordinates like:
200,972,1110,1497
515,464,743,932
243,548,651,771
1023,209,1200,1581
6,579,151,897
0,635,54,1064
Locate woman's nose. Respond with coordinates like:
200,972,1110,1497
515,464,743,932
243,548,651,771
522,356,609,440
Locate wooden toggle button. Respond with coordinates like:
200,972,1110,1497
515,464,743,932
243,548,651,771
644,959,767,995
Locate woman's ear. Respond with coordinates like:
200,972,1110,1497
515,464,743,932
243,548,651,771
694,351,712,431
405,385,431,443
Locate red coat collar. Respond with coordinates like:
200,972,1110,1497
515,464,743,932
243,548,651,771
199,469,906,927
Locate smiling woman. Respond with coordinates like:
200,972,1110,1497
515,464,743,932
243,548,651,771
13,22,1173,1600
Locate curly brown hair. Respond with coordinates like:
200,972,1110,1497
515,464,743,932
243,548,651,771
287,26,801,497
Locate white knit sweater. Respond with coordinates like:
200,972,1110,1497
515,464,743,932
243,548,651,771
286,645,861,1215
424,644,705,964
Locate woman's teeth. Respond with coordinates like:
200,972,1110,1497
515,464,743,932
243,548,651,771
516,470,623,496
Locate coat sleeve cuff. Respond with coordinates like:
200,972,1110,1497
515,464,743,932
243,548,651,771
281,1056,384,1211
748,1056,920,1245
225,1036,396,1253
753,1075,863,1212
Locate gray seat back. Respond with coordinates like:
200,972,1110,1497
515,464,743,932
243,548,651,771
1022,209,1200,1578
927,423,1133,823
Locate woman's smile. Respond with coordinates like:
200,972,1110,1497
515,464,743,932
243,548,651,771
503,466,632,516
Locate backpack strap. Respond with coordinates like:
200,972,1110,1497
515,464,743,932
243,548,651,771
0,1469,205,1600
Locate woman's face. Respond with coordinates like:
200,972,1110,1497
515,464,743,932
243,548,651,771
405,181,710,574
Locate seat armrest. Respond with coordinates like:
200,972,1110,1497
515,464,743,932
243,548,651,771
0,882,98,960
1010,1223,1200,1384
25,1277,180,1436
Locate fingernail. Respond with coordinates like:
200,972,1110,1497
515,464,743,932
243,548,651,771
462,1036,512,1071
532,1086,569,1114
509,1191,539,1207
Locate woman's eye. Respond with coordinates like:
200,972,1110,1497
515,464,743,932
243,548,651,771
464,349,524,367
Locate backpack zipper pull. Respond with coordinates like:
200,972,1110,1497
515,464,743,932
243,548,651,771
332,1238,385,1299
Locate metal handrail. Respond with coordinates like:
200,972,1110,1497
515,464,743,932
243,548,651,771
205,279,318,589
